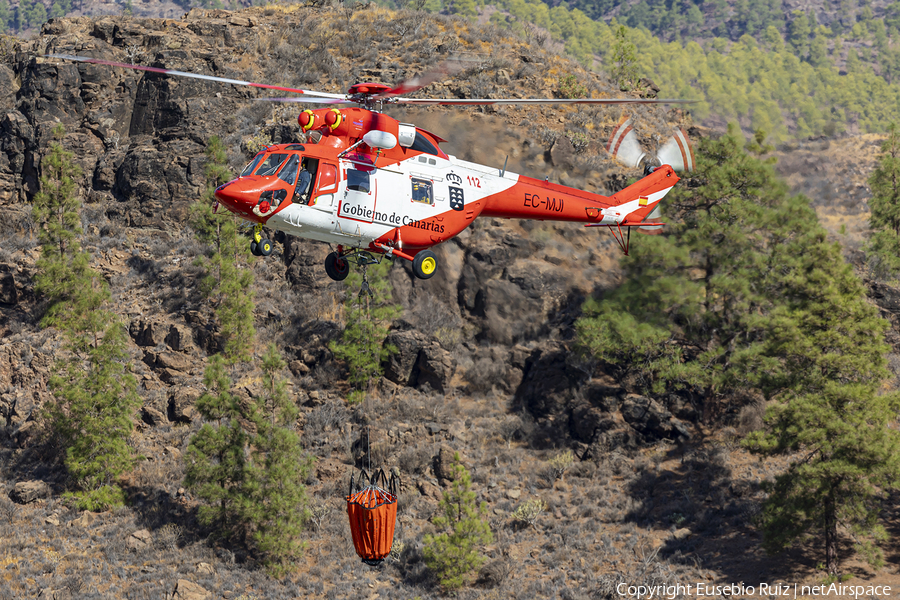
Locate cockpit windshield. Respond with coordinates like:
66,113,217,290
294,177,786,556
277,155,300,185
240,154,264,177
256,154,289,177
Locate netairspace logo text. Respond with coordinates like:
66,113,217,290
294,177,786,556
615,582,892,599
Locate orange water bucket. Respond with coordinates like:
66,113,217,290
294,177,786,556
346,469,399,565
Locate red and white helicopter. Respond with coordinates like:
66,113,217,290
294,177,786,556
46,54,694,281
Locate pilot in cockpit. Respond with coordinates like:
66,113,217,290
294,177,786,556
296,159,312,204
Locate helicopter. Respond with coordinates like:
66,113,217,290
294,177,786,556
45,54,695,281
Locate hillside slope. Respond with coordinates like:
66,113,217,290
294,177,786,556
0,5,898,599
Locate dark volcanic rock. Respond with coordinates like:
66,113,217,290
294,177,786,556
383,328,455,392
620,395,691,442
383,329,428,387
169,387,201,422
415,341,455,393
515,342,589,419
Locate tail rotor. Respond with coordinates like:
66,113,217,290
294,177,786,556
607,116,694,175
606,116,693,235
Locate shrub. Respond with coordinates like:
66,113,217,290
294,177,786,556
511,498,546,529
423,453,492,589
548,450,575,481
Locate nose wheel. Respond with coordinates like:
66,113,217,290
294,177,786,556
251,225,274,257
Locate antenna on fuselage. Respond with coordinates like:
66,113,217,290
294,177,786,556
500,155,508,178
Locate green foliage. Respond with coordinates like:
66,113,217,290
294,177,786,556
185,348,313,572
490,0,900,141
244,344,313,577
329,260,401,403
610,25,640,91
0,0,9,32
35,124,140,510
576,126,795,404
575,124,900,575
743,263,900,575
423,454,492,589
184,354,249,536
15,0,46,30
557,74,587,98
786,11,810,59
190,136,255,363
32,124,107,340
50,324,141,511
446,0,475,16
866,124,900,277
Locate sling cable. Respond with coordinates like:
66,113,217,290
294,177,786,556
344,256,400,565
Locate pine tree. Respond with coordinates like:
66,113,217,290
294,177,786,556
610,25,640,91
576,124,900,575
243,344,313,577
744,230,900,576
190,136,255,363
329,260,400,404
48,324,141,510
0,0,10,32
32,124,107,341
423,454,492,589
786,11,811,59
866,124,900,277
446,0,475,16
576,126,792,411
34,124,140,510
183,354,249,537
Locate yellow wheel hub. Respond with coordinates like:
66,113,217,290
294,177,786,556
421,257,436,275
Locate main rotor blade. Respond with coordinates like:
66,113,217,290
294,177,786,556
257,97,355,105
392,97,696,106
373,59,469,100
43,54,349,99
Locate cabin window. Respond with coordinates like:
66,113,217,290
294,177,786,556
347,169,370,193
277,155,300,185
317,163,338,192
240,154,264,177
411,178,433,205
256,154,288,177
410,132,439,156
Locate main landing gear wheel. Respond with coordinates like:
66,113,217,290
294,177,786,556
412,250,438,280
258,239,273,256
250,241,259,256
325,252,350,281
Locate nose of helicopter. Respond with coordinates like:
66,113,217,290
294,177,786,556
215,180,256,216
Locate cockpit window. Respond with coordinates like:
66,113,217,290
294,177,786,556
241,154,264,177
256,154,288,177
410,132,438,156
277,155,300,185
347,169,370,193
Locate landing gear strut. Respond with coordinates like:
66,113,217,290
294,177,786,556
251,223,273,257
324,248,386,282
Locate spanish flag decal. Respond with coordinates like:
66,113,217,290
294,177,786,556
639,196,649,207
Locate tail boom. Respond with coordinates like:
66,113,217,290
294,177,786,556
480,165,679,227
